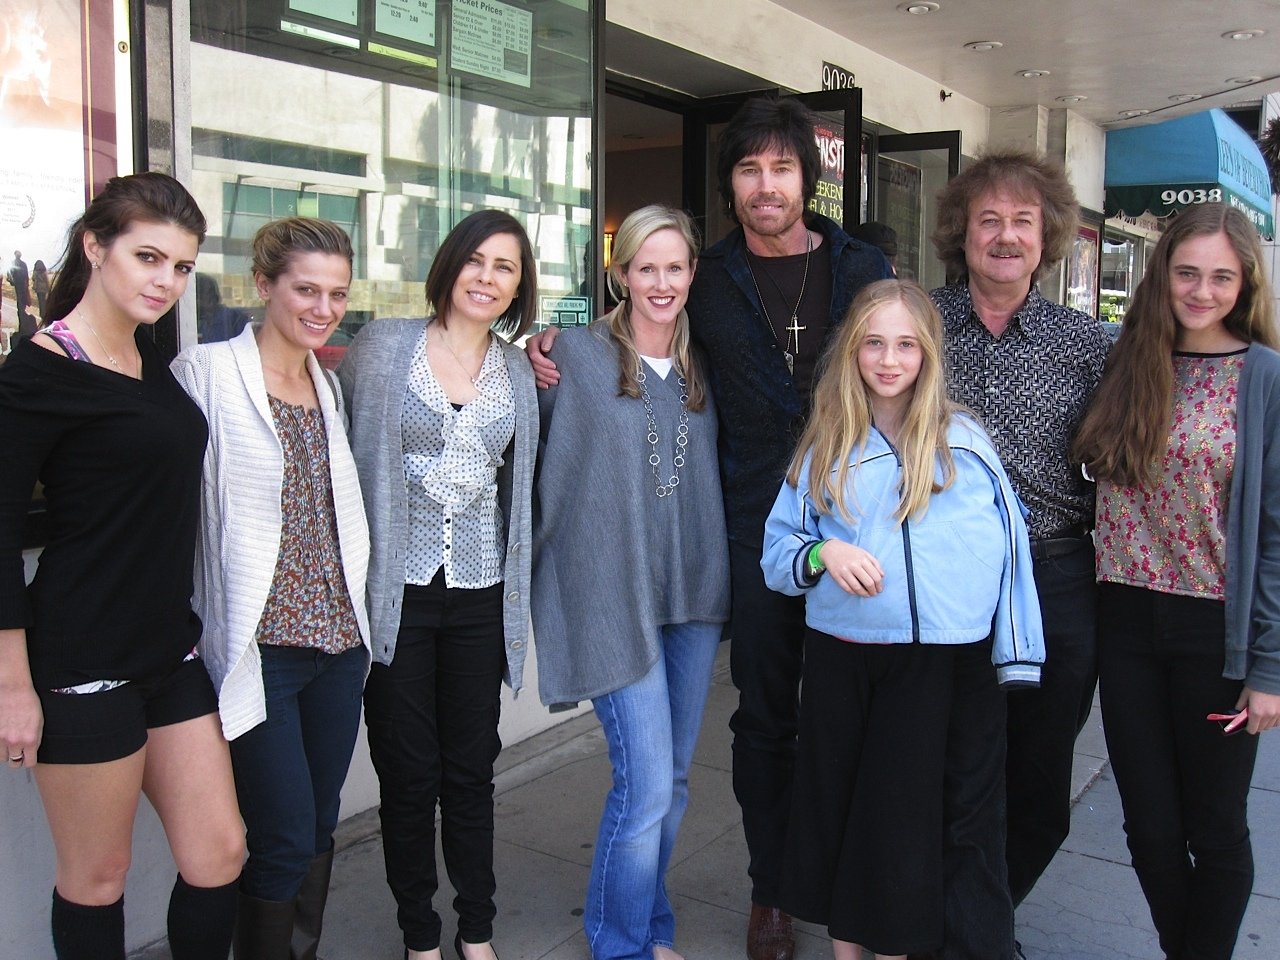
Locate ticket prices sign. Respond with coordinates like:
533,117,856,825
809,120,844,223
450,0,533,88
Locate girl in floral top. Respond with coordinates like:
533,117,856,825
172,218,371,960
1073,202,1280,960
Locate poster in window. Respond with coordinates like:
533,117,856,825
1,0,126,358
2,0,127,546
1067,224,1100,319
809,120,844,224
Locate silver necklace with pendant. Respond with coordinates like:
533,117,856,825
746,230,812,375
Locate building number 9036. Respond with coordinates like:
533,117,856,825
1161,187,1223,205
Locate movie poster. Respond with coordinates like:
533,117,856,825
810,120,844,224
1067,224,1100,319
1,0,121,355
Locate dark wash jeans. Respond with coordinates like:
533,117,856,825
1099,583,1258,960
363,575,506,953
230,643,366,901
1005,537,1099,905
727,539,807,907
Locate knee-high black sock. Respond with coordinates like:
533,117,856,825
51,889,125,960
167,873,240,960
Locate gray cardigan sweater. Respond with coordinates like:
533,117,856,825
1224,342,1280,694
337,317,537,692
532,325,730,706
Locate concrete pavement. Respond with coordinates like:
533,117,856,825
133,644,1280,959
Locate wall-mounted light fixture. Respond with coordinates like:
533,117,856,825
603,232,614,269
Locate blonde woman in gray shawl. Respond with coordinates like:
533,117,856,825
532,205,730,960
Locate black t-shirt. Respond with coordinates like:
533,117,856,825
744,243,833,400
0,334,208,687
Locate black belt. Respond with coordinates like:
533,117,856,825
1029,525,1091,561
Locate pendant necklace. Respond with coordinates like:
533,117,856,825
745,229,812,375
638,364,690,498
76,308,136,377
435,324,484,387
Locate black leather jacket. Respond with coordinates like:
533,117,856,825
686,214,891,547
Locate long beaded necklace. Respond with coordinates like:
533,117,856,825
744,230,812,375
637,364,690,498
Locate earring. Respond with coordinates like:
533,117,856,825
90,261,100,269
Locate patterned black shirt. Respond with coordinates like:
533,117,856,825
932,283,1109,540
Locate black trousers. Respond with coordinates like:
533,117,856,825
1005,538,1099,904
1099,583,1258,960
726,539,807,907
363,575,506,952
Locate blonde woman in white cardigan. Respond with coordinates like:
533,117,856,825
172,218,371,960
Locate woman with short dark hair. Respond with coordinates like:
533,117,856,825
339,209,538,960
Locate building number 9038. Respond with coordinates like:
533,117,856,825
1160,187,1223,205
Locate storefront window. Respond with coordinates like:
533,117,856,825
1101,231,1137,322
189,0,595,360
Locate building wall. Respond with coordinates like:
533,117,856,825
609,0,992,149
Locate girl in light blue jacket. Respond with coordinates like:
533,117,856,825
761,280,1044,960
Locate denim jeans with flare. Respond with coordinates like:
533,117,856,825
585,620,721,960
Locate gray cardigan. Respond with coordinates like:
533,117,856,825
337,317,537,692
1224,342,1280,694
532,325,730,706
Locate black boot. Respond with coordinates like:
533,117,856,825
290,846,335,960
234,890,296,960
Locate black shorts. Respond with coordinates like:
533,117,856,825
36,657,219,765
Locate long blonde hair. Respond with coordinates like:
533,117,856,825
787,279,957,522
601,204,707,412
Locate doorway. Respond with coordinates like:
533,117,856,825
603,83,959,301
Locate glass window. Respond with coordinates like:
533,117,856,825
188,0,596,360
1101,232,1137,322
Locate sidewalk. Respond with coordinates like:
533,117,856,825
135,645,1280,959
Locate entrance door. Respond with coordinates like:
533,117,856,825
680,89,863,247
870,131,961,289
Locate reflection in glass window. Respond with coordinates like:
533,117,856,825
1101,232,1137,322
189,0,595,363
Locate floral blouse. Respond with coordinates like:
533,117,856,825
1096,350,1244,600
254,396,362,653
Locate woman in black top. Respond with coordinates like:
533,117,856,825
0,173,244,960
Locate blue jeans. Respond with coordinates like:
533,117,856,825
585,621,722,960
230,643,367,901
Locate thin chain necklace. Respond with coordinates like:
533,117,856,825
745,230,812,375
76,308,136,377
434,323,485,387
638,363,690,498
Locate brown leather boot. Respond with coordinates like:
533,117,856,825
746,903,795,960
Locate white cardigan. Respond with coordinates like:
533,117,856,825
172,325,371,740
